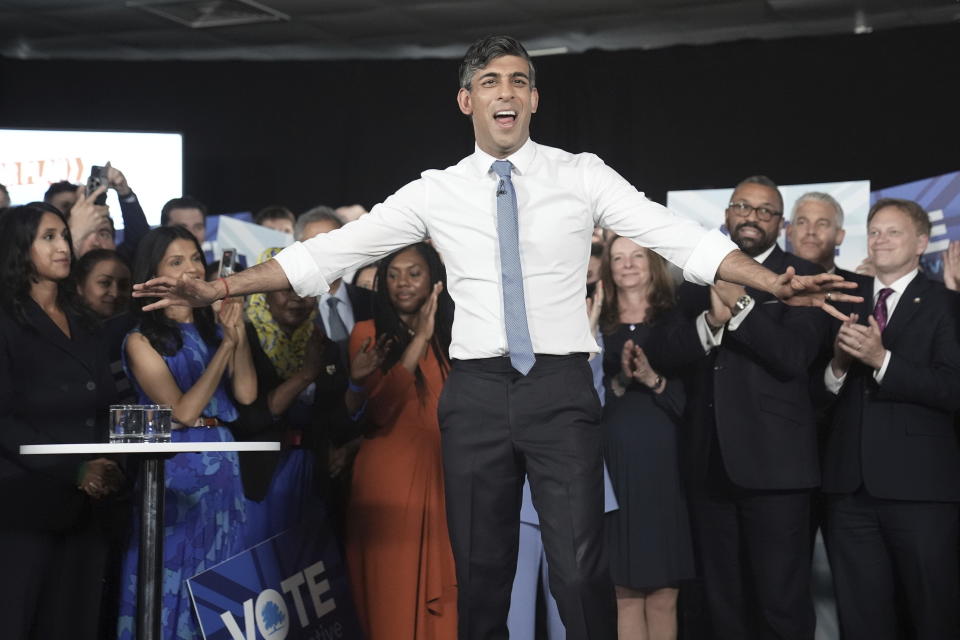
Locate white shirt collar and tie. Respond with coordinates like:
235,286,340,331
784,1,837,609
823,268,919,393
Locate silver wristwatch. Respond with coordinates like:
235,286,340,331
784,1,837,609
733,294,753,315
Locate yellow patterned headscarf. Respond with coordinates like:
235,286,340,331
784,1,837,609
245,247,317,380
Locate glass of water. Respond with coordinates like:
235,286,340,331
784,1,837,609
142,404,173,443
109,405,143,443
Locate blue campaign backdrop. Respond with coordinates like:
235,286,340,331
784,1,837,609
871,170,960,280
187,508,362,640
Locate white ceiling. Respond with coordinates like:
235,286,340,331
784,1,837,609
1,0,959,61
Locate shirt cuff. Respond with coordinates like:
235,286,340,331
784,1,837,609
824,362,846,395
274,242,331,298
726,298,755,331
682,229,739,286
696,311,723,352
873,350,892,384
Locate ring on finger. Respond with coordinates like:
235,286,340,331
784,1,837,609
826,292,833,301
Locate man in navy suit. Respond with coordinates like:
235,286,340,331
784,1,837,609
647,176,828,639
821,198,960,639
786,191,854,280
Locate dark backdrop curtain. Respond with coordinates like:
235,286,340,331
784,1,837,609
1,22,957,216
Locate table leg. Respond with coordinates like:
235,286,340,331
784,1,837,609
137,457,165,640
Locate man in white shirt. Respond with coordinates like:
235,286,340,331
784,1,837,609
135,35,855,640
820,198,960,639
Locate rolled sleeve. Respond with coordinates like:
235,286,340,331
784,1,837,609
274,242,331,298
682,229,737,286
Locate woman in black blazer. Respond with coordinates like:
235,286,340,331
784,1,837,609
0,203,121,640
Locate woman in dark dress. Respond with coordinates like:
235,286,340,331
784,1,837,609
0,204,122,640
599,235,694,640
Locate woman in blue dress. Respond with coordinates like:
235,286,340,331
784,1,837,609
117,226,257,640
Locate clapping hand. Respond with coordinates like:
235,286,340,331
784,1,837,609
414,282,444,340
943,240,960,292
830,312,859,377
836,314,886,370
349,334,392,383
216,297,244,347
586,280,604,335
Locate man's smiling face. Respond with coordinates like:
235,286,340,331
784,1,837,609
457,54,539,159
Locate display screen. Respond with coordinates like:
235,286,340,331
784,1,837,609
0,128,183,228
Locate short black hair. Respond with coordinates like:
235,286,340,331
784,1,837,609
459,35,536,90
43,180,78,203
254,204,295,226
160,196,208,226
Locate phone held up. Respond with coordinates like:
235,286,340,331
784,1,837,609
86,161,111,206
219,248,237,278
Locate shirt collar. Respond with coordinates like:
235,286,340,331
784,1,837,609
874,268,918,298
320,281,351,305
471,138,537,178
753,242,778,265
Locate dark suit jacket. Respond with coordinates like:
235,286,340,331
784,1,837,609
0,301,117,531
234,322,352,501
647,246,829,491
345,281,373,323
821,272,960,501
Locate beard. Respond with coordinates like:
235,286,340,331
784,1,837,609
733,222,775,257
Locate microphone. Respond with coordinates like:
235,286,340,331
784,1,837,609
497,181,506,197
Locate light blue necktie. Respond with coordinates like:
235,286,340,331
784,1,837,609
492,160,536,375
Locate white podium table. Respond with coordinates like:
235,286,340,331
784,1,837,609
21,441,280,640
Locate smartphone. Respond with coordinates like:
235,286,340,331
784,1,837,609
86,163,109,205
219,248,237,278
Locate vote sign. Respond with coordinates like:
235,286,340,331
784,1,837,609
187,514,362,640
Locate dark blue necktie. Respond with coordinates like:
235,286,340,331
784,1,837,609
492,160,536,375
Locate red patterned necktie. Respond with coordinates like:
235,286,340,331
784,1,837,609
873,287,894,332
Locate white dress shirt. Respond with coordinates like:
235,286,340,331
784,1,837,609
824,268,919,393
318,282,356,338
276,139,736,360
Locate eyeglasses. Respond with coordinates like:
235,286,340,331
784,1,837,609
726,202,782,222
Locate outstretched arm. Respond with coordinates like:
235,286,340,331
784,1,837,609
134,259,290,311
715,250,861,321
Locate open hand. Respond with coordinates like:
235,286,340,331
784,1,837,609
771,267,863,321
134,273,222,311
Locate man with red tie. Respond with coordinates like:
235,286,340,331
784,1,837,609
822,198,960,640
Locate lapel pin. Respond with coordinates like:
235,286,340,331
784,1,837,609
326,364,337,375
913,297,921,303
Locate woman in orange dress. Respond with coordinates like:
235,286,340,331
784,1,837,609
345,242,457,640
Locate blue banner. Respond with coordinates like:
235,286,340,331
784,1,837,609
187,512,363,640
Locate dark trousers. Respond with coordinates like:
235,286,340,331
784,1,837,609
688,452,815,640
824,491,960,640
438,354,617,640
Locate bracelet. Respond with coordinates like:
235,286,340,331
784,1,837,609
219,277,230,299
347,380,365,394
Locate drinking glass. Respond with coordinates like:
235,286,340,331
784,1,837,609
142,404,173,443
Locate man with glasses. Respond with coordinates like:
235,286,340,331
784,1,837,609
648,175,828,639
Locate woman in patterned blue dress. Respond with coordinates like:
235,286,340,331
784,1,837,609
117,226,257,640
